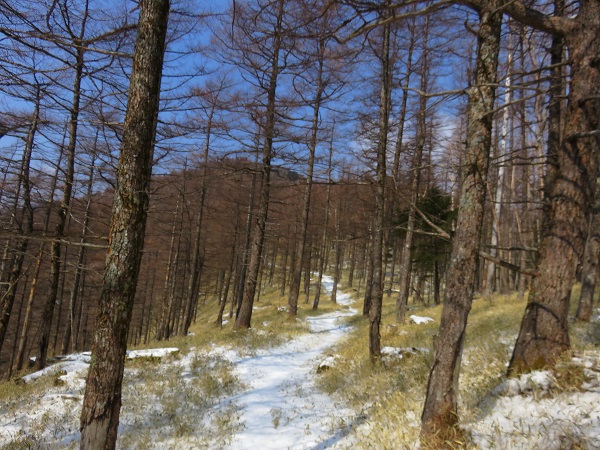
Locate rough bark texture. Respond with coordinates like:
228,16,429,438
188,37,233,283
79,0,169,447
509,0,600,375
576,204,600,321
421,2,501,440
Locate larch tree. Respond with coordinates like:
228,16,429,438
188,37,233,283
287,2,329,318
420,0,502,440
61,154,96,355
33,0,90,371
79,0,170,447
0,82,38,357
288,0,351,315
368,3,393,359
484,28,514,295
396,14,430,323
180,79,230,336
232,0,286,329
497,0,600,375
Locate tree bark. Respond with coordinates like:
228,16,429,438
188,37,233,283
421,2,502,440
508,0,600,374
575,201,600,322
79,0,169,446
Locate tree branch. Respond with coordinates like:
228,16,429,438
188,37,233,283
460,0,573,35
479,251,539,277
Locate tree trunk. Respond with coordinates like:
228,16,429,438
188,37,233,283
216,246,236,327
313,139,333,310
396,17,429,322
421,3,501,440
362,236,374,316
348,243,356,288
280,237,289,297
235,168,257,319
391,19,415,184
35,42,85,371
156,194,181,341
485,40,513,295
79,0,169,446
15,143,64,369
288,36,325,316
61,157,95,355
53,246,70,354
181,104,215,335
8,274,27,379
302,244,312,301
508,0,600,374
433,260,441,305
575,204,600,322
369,10,392,360
234,0,284,329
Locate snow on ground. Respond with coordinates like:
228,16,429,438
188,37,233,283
467,351,600,449
213,275,359,450
381,346,429,359
409,315,434,325
3,283,600,449
0,275,360,449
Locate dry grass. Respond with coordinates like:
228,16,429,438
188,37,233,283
129,281,345,358
316,285,534,449
2,277,598,449
0,279,346,449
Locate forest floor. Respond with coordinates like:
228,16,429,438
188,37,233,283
1,277,600,449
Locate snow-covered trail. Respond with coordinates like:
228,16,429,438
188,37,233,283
222,275,357,450
0,276,358,449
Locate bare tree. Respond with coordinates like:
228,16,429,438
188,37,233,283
368,3,393,359
79,0,169,446
503,0,600,375
0,85,38,357
421,1,502,440
61,155,96,355
234,0,286,329
396,15,430,322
